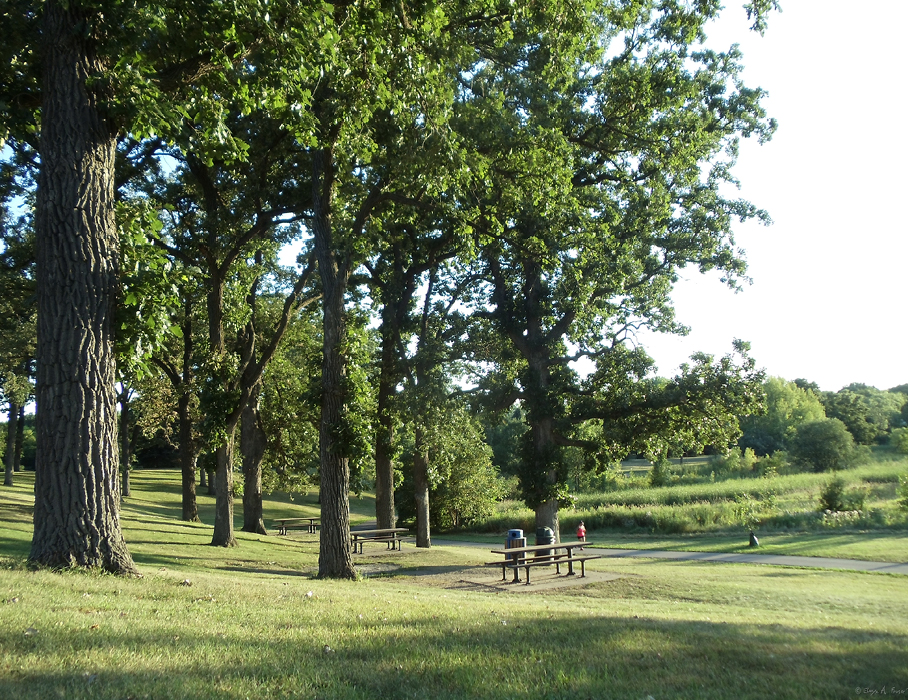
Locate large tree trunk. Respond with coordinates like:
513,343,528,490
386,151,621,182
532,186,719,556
312,147,356,579
206,271,238,546
211,436,237,546
413,425,431,548
178,296,199,521
374,311,398,529
178,390,200,522
14,405,24,472
30,0,137,574
4,400,17,486
241,389,268,534
316,266,356,578
532,418,561,544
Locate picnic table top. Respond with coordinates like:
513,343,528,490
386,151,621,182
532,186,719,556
350,527,409,537
274,516,320,523
490,541,590,555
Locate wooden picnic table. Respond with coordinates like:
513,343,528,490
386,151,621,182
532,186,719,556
274,517,320,535
490,541,601,585
350,527,409,554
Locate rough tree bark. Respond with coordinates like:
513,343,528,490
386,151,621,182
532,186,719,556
178,299,199,521
240,387,268,534
30,0,138,573
178,389,200,521
488,256,564,543
211,438,236,546
525,351,561,543
312,146,356,579
374,298,400,530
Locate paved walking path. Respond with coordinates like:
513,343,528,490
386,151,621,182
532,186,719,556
431,539,908,575
592,548,908,575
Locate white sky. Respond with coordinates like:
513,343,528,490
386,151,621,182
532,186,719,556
636,0,908,392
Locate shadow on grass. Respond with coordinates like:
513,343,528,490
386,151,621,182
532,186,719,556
0,534,30,559
217,565,312,577
1,612,905,699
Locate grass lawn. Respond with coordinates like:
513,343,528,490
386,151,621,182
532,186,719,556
2,469,907,699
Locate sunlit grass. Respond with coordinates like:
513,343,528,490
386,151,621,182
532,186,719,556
1,469,907,698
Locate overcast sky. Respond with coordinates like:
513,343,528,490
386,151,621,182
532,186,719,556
635,0,908,392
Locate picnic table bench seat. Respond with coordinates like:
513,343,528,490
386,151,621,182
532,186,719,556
350,528,409,554
504,554,602,584
489,542,602,585
274,517,320,535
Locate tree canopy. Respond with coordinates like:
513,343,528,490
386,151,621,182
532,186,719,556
0,0,782,573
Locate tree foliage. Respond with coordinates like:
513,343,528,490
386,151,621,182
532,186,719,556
453,0,775,532
820,384,907,446
0,0,782,572
739,377,826,455
789,418,857,473
397,404,504,531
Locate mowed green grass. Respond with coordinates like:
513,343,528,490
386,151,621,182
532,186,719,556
1,470,908,699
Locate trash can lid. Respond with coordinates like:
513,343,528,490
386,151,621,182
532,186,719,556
536,526,554,538
507,529,524,538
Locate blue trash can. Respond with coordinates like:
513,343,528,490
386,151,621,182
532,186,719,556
505,529,526,581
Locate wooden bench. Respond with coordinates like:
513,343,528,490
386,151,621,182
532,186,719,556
490,542,602,585
505,554,602,584
274,517,320,535
350,528,409,554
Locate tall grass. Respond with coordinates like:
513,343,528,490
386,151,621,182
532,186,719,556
474,458,908,537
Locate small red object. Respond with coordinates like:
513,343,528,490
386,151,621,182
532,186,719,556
576,522,586,540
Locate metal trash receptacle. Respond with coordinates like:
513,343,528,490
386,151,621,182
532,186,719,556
505,529,526,582
506,529,525,560
535,526,555,558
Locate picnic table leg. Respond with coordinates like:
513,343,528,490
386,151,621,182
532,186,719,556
524,565,531,585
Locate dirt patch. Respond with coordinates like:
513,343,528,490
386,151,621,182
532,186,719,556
395,563,623,594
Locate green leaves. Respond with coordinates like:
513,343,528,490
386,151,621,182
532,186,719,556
116,200,181,379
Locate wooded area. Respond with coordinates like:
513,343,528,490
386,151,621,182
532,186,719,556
1,0,797,576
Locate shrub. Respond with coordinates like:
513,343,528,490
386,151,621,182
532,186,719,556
899,474,908,511
891,427,908,454
756,451,787,477
733,491,759,530
790,418,856,472
710,449,745,476
648,458,673,488
818,476,865,512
